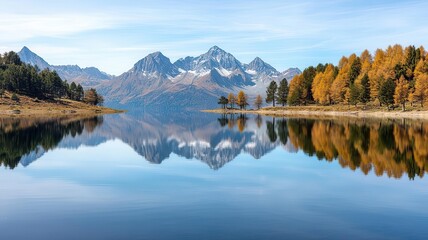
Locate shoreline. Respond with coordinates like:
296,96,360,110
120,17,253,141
0,95,124,118
202,106,428,120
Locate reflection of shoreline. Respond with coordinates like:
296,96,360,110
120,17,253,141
0,116,104,169
203,108,428,120
2,112,428,180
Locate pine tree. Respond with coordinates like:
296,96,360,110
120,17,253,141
394,76,409,111
266,81,278,106
359,74,370,104
77,84,84,101
379,78,396,110
276,78,289,106
218,96,228,109
70,82,77,100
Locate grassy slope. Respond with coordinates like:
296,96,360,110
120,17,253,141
0,91,123,118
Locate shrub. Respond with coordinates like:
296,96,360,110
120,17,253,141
11,93,19,102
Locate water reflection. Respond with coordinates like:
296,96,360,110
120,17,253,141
1,112,428,179
0,116,104,169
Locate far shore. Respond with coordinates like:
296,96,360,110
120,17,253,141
203,105,428,120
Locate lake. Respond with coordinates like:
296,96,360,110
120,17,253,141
1,112,428,239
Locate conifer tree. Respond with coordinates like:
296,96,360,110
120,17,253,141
266,81,278,106
218,96,228,109
276,78,289,106
379,78,396,110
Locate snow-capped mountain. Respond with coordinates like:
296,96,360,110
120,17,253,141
245,57,279,76
17,47,112,87
99,46,301,110
132,51,180,78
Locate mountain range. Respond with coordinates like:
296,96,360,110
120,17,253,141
18,46,112,87
18,46,301,110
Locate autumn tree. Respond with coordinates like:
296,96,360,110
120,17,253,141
228,93,236,109
287,75,303,105
312,64,335,105
266,81,278,107
236,91,248,110
84,88,103,106
276,78,289,106
413,59,428,107
394,76,409,111
254,94,263,109
218,96,228,109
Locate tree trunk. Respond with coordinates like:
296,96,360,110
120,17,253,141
402,102,405,111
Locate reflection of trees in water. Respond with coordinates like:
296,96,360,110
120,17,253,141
0,116,104,169
217,115,428,179
219,114,248,132
287,119,428,180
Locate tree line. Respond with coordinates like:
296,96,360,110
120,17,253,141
287,44,427,111
218,79,289,110
218,45,427,111
0,51,103,105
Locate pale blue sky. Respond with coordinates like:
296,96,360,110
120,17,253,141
1,0,427,75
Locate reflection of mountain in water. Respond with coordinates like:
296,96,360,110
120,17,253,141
96,113,278,170
2,112,428,179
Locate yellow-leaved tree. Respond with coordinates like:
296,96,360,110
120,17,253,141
394,75,409,111
413,59,428,107
312,64,335,105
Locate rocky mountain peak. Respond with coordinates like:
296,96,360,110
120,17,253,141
18,46,51,70
133,51,179,77
246,57,278,76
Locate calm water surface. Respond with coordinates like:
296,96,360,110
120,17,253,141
1,112,428,239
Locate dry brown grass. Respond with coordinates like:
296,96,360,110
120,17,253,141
203,103,428,120
0,91,123,118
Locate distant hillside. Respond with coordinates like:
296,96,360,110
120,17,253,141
18,47,112,87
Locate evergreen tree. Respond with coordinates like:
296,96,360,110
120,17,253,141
266,81,278,107
359,74,370,104
70,82,77,100
276,78,289,106
218,96,228,109
379,78,396,110
77,84,84,101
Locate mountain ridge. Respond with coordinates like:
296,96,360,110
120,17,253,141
17,46,301,110
17,47,112,87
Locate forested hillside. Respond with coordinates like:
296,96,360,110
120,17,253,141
287,45,427,110
0,51,103,106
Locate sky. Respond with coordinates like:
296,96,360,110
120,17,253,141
0,0,427,75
